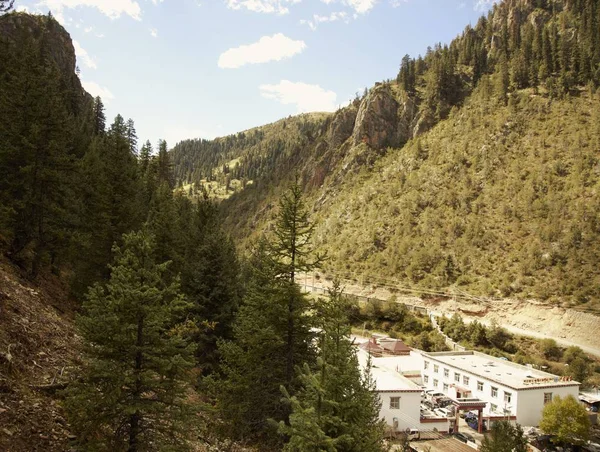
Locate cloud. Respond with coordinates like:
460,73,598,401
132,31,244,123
224,0,300,15
218,33,306,69
82,81,114,102
260,80,338,112
37,0,142,20
389,0,407,7
345,0,376,13
474,0,497,11
73,40,97,69
300,11,348,30
150,27,158,37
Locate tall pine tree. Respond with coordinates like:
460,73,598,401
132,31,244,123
279,284,386,452
64,230,197,452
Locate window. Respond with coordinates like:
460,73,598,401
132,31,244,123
434,364,439,373
504,392,512,404
443,383,449,391
544,393,553,405
477,381,484,391
491,387,498,398
424,361,429,370
454,372,460,382
390,397,400,409
433,379,439,387
463,376,470,386
490,403,498,413
444,368,449,377
424,375,429,384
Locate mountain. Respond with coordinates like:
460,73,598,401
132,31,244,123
172,0,600,312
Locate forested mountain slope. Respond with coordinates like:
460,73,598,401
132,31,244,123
174,0,600,312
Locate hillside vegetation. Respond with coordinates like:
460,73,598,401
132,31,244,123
173,0,600,312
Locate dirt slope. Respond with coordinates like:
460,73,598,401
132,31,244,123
300,273,600,357
0,258,80,452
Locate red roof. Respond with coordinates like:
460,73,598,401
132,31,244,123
380,339,411,354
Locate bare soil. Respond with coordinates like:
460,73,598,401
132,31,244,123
0,258,81,452
301,273,600,357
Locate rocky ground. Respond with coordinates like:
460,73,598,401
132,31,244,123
0,258,81,452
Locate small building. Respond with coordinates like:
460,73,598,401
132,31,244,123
359,337,384,357
380,338,412,356
357,350,449,435
421,351,580,427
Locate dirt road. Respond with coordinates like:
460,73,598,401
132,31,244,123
299,273,600,357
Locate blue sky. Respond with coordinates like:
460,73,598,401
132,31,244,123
16,0,495,150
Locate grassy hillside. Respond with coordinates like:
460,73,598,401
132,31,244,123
312,86,600,310
172,0,600,312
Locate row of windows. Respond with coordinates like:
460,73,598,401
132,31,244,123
424,361,512,403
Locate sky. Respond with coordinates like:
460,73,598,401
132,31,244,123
16,0,497,150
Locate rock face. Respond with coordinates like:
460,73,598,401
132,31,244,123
351,84,418,151
328,104,358,149
0,12,92,110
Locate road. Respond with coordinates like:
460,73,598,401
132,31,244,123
299,273,600,358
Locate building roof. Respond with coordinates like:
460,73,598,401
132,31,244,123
357,350,421,392
380,339,411,354
358,337,384,352
422,351,579,391
411,438,477,452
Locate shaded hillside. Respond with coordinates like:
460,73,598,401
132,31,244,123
174,0,600,311
0,256,80,451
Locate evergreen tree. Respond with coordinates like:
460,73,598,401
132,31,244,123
157,139,175,189
269,179,323,385
126,118,138,155
480,420,528,452
92,96,106,136
279,284,386,452
217,241,298,444
0,32,78,277
64,230,196,452
179,197,241,374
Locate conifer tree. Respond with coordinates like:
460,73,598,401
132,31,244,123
64,230,196,452
179,197,241,374
279,284,386,452
157,140,175,189
269,179,323,385
126,118,138,155
218,241,297,444
92,96,106,135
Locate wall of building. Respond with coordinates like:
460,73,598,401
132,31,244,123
378,391,421,432
515,385,580,426
421,356,580,427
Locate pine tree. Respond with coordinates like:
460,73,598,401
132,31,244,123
64,230,197,451
126,118,138,155
0,33,78,277
217,241,297,444
92,96,106,135
269,179,323,385
279,284,386,452
157,139,175,189
179,197,241,374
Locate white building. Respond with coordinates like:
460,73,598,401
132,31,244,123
357,348,449,435
421,351,580,426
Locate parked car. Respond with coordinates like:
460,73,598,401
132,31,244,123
407,428,420,440
429,392,446,403
453,432,471,443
